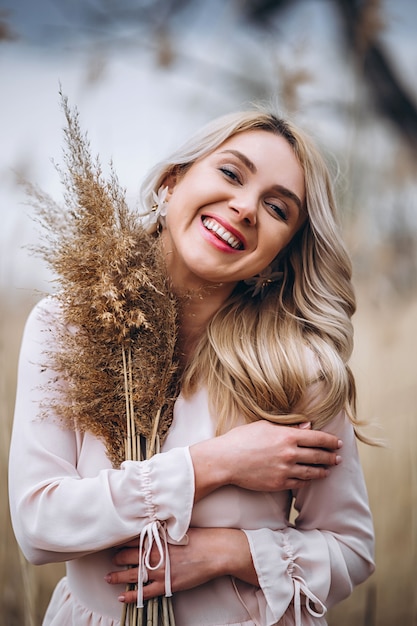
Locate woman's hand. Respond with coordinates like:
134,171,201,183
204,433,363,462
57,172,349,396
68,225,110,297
106,527,256,604
190,420,342,501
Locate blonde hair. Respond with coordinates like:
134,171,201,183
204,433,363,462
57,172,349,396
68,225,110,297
139,110,367,441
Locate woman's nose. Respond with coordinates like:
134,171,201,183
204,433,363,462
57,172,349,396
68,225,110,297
228,193,257,225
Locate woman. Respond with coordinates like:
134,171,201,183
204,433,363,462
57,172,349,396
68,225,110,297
9,109,375,626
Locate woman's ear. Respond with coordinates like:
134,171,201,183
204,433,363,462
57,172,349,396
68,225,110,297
162,171,178,199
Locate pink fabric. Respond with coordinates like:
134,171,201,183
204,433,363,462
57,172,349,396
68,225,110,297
9,298,375,625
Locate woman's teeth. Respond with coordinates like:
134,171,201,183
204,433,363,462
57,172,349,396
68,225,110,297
202,217,242,250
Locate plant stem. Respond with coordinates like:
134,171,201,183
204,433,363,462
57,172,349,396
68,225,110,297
128,346,137,461
168,597,176,625
122,346,132,461
122,350,176,625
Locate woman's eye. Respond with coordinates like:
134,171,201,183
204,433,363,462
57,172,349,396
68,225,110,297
265,201,288,221
219,167,240,183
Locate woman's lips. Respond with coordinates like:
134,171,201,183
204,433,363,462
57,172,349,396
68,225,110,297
201,216,245,250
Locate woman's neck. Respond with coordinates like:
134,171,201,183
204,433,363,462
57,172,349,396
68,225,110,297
175,282,235,365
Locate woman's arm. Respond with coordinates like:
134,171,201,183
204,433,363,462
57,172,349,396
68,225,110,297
8,298,195,564
9,298,340,568
190,419,342,500
106,422,345,605
108,526,258,603
108,412,373,625
242,410,375,625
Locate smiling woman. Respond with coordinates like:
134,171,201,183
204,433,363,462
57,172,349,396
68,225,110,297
9,107,375,626
159,131,305,298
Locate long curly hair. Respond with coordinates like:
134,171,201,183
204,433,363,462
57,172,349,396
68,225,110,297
139,109,367,440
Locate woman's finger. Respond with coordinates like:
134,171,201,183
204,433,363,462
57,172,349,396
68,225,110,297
113,548,139,566
117,589,138,604
105,567,139,585
295,447,342,468
117,581,166,605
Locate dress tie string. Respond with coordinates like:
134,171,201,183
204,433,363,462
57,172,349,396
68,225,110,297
136,520,172,608
293,576,326,626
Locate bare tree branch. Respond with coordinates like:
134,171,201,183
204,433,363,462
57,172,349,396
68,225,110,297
334,0,417,153
241,0,417,154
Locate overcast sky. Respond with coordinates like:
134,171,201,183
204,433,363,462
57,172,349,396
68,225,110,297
1,0,416,291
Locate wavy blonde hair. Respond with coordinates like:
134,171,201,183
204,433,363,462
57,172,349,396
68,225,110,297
139,110,367,441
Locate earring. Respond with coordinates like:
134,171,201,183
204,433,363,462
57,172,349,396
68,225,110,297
140,185,169,234
244,265,283,298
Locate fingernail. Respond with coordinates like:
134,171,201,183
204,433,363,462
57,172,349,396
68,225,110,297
104,574,111,583
298,421,311,429
118,595,125,603
337,439,343,448
336,455,342,465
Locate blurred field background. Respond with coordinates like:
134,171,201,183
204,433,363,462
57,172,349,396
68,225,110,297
1,1,417,624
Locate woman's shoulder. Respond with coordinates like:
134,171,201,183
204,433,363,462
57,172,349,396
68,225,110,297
29,293,61,316
23,294,66,339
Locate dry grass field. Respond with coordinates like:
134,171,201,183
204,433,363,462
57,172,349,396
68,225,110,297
1,283,416,625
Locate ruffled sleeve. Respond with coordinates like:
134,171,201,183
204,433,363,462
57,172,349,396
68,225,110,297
8,298,195,566
242,411,375,626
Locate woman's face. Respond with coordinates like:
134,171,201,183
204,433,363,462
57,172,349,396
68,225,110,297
161,129,306,293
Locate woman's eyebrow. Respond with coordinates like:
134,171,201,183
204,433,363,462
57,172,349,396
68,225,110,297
220,149,303,212
270,185,303,212
219,149,256,173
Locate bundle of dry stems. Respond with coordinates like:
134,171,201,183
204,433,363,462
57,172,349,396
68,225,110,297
30,93,179,626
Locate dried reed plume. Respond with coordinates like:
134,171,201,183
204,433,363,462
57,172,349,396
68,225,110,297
29,92,180,623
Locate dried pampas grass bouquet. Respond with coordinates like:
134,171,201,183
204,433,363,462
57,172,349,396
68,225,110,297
30,92,180,625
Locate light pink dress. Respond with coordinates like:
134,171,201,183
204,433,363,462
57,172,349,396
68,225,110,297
9,298,375,626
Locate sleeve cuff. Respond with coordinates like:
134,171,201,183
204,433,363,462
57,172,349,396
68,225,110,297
122,446,195,542
243,527,330,625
